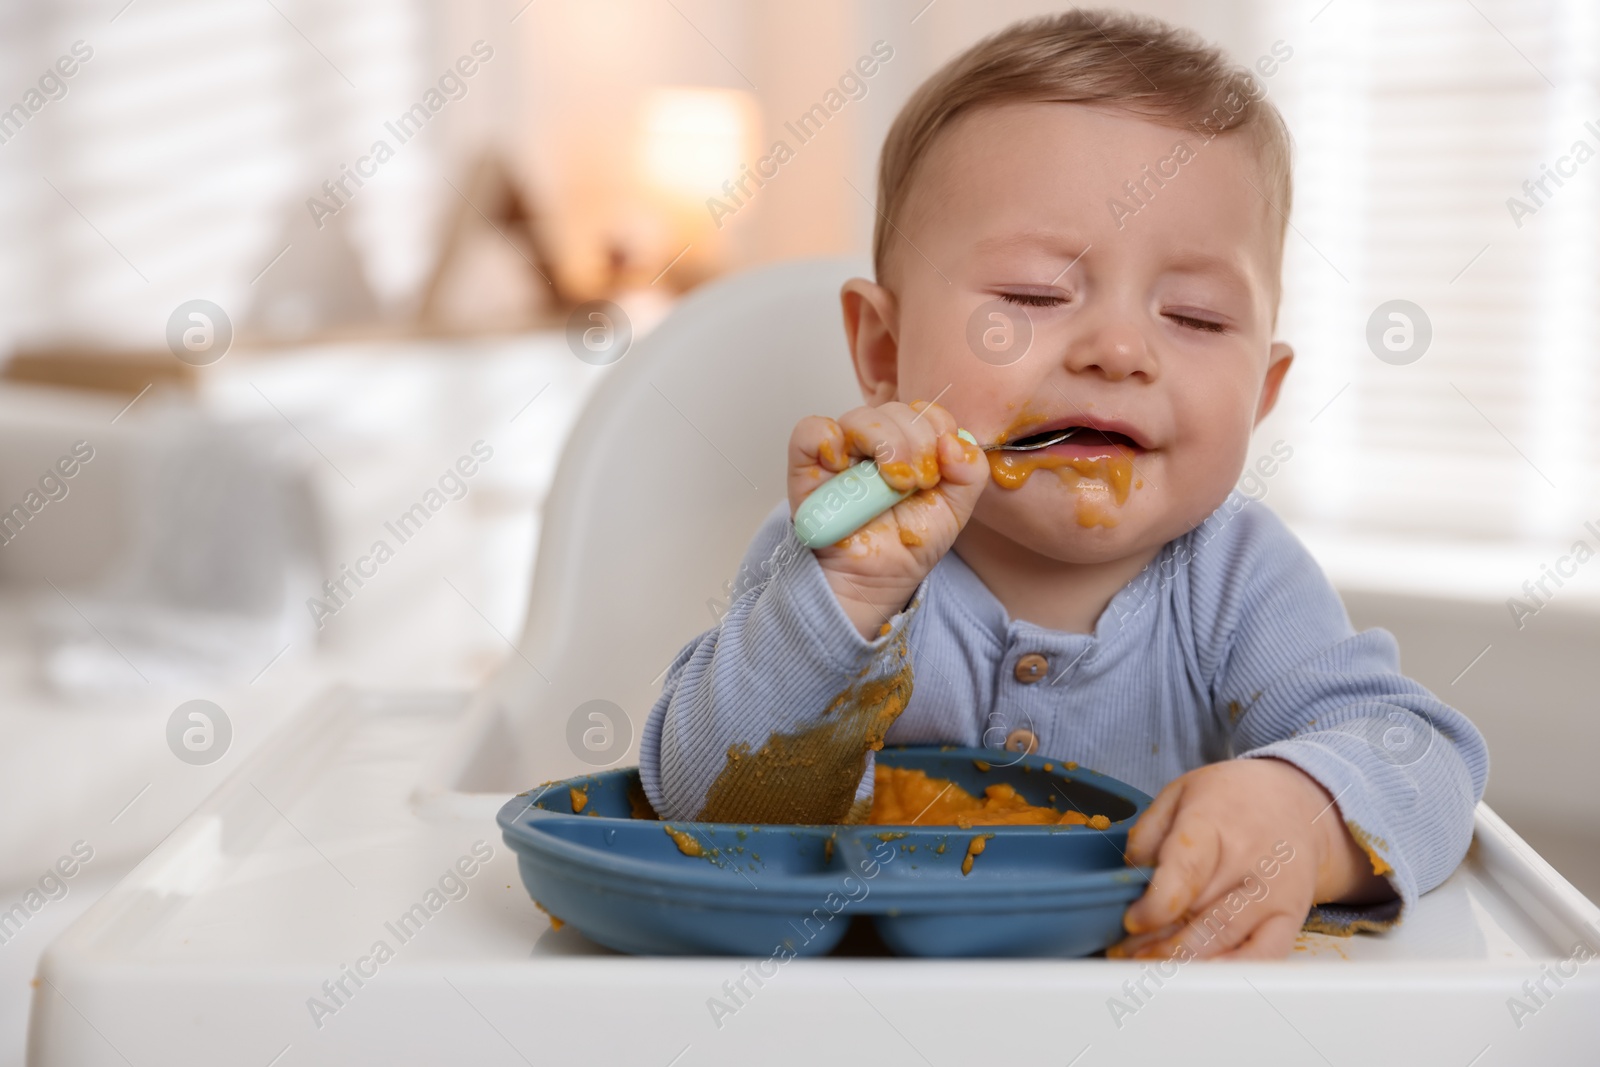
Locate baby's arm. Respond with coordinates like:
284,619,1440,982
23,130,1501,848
1115,502,1488,958
638,499,918,822
640,400,987,823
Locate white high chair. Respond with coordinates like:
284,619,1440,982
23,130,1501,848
29,258,1600,1066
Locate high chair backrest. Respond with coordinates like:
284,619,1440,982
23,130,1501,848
496,257,871,777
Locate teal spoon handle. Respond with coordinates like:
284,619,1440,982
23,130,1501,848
793,428,977,548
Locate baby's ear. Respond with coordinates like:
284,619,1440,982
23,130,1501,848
1254,342,1294,425
840,278,900,405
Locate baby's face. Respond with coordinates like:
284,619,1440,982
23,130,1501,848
882,102,1291,565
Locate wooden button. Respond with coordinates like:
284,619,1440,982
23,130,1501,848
1013,653,1049,684
1004,728,1038,755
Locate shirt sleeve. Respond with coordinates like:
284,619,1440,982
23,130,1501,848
1188,496,1490,929
639,499,925,823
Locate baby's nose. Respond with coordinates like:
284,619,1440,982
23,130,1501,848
1068,320,1155,380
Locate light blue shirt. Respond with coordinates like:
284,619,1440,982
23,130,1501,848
641,493,1489,927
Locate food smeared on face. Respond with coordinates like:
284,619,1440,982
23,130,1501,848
988,449,1136,526
986,410,1143,528
867,764,1112,829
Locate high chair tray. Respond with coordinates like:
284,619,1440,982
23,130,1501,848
29,689,1600,1066
497,747,1153,957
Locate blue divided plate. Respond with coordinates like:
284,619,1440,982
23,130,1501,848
497,746,1153,958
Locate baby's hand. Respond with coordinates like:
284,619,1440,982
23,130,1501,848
1110,758,1394,960
788,400,988,640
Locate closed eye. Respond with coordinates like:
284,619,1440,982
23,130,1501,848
997,291,1067,308
1166,310,1227,333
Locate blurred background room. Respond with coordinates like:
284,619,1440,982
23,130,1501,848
0,0,1596,1060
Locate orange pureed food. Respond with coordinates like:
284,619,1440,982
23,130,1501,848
987,448,1136,528
986,410,1141,528
868,764,1111,830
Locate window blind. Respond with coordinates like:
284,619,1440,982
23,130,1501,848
1255,0,1598,547
0,0,436,353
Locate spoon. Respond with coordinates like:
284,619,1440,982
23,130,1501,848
792,426,1079,548
989,427,1080,452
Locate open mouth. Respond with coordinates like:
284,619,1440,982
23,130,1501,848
1011,426,1144,451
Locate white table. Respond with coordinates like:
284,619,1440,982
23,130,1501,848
29,686,1600,1066
0,330,605,1065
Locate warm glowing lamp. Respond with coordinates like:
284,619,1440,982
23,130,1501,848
633,87,758,287
640,86,758,203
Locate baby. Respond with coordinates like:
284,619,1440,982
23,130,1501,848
641,9,1488,960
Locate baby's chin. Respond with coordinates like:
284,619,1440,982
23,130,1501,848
969,491,1175,565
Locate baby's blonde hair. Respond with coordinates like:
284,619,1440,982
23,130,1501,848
874,8,1293,291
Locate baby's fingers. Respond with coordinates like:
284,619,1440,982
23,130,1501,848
1124,811,1220,936
1126,775,1186,868
787,415,853,513
791,415,850,472
838,405,936,493
1105,918,1182,959
935,429,988,486
1129,882,1294,961
1212,911,1301,960
907,397,959,438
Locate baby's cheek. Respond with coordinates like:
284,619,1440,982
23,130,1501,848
1176,427,1253,511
